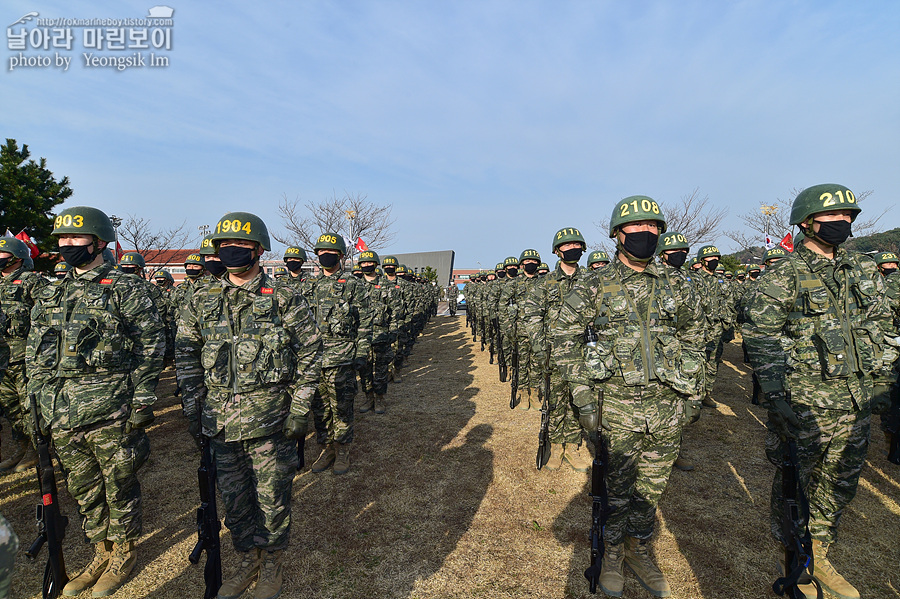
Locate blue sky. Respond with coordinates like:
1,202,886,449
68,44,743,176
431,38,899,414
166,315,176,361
4,0,899,267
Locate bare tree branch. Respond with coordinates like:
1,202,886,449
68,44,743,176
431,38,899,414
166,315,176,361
117,215,191,276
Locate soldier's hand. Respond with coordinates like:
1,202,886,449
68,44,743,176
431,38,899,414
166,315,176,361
766,393,799,440
283,413,308,440
871,383,893,414
688,399,702,424
125,407,155,434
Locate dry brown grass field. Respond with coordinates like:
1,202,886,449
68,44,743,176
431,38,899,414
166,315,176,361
3,313,899,598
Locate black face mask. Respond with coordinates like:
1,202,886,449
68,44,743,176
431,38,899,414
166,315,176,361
205,260,227,277
318,253,340,269
665,250,688,268
621,231,659,261
506,268,518,278
383,266,396,275
119,266,140,275
0,257,10,270
361,264,376,273
218,246,257,273
704,258,720,272
60,244,95,268
285,260,304,273
813,220,852,246
496,271,506,279
55,273,66,280
881,268,898,277
352,272,363,278
560,248,583,263
523,263,538,275
749,272,759,280
185,267,203,278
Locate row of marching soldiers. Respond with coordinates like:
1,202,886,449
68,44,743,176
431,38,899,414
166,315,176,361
462,186,898,599
0,206,438,599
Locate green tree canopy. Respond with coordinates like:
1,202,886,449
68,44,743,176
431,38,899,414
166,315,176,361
0,139,72,270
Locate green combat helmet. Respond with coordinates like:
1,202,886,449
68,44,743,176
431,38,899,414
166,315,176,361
396,264,408,275
608,195,666,237
495,262,504,271
53,261,70,279
552,227,586,252
283,246,307,261
199,234,217,256
273,266,288,278
724,270,734,279
51,206,116,242
184,253,204,268
519,248,541,263
153,270,174,284
503,256,518,267
358,250,380,264
102,248,116,264
658,231,689,253
0,237,31,261
382,255,398,268
715,266,725,275
697,245,721,259
789,183,861,226
351,264,363,278
764,246,788,265
587,250,610,268
184,253,204,278
874,251,898,266
313,232,347,255
537,262,549,275
210,212,271,250
119,251,146,269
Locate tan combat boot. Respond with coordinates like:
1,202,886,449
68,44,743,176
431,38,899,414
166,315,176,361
563,443,591,473
516,390,529,411
625,537,671,597
254,550,284,599
545,443,565,471
63,540,112,596
311,444,335,473
333,443,351,475
373,394,386,414
0,438,27,471
390,364,402,384
14,442,38,472
599,542,625,597
673,455,695,472
91,541,136,597
811,540,860,599
359,392,375,413
218,547,262,599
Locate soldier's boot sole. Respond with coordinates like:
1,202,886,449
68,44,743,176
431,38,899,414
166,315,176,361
544,444,565,471
311,444,336,473
673,456,695,472
13,444,38,472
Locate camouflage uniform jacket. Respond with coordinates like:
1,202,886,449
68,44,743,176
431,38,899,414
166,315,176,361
521,263,594,366
693,269,734,338
176,271,322,440
26,263,166,429
552,259,705,396
307,268,372,368
0,266,48,362
743,242,898,408
363,273,401,344
500,274,540,338
384,275,411,328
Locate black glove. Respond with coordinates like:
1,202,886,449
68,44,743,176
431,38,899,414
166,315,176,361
871,383,893,415
765,392,799,440
283,413,308,440
125,407,154,434
577,405,599,432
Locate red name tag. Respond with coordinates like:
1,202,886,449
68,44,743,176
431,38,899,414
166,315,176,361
260,287,274,295
337,279,346,283
100,279,113,284
12,280,21,284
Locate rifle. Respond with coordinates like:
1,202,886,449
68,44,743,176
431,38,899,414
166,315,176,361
772,440,822,599
583,396,609,594
536,345,552,469
509,316,520,409
25,393,69,599
480,313,486,353
189,412,222,599
493,316,507,382
487,317,495,364
887,384,900,465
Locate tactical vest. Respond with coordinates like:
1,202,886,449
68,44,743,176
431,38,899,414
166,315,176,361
782,257,881,379
30,271,134,376
310,275,359,339
1,273,35,340
197,283,295,392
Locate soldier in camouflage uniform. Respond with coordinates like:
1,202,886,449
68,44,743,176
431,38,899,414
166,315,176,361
0,513,16,599
587,250,610,271
764,246,789,268
27,207,166,597
504,249,543,410
307,233,372,475
744,184,898,599
0,237,47,473
53,261,70,280
521,228,593,472
380,257,409,383
537,263,550,276
151,270,176,360
495,256,520,383
553,198,705,598
171,252,206,316
356,250,400,415
281,246,308,293
692,244,733,409
873,251,900,452
177,212,322,599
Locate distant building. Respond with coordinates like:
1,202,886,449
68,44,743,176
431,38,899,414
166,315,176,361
388,250,455,286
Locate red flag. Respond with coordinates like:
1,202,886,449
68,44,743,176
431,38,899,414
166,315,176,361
15,230,39,258
354,237,368,252
116,241,124,261
779,233,793,252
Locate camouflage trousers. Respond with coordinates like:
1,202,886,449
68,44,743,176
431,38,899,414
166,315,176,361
53,421,150,543
547,368,584,445
312,365,357,445
517,334,539,391
765,404,870,545
396,324,412,361
211,433,296,551
704,335,725,397
601,379,683,545
0,362,27,442
358,341,394,396
0,513,17,599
